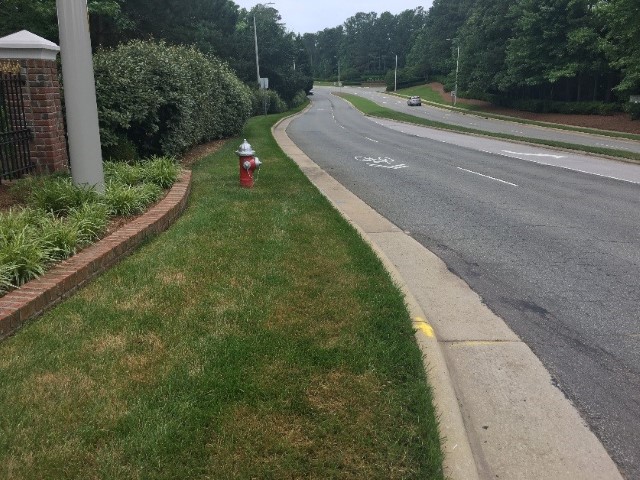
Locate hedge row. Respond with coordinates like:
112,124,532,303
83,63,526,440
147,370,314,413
487,96,622,116
94,41,253,159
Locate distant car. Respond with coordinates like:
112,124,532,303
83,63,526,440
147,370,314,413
407,96,421,106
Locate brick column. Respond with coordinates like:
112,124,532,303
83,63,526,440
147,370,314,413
0,30,68,174
21,58,68,173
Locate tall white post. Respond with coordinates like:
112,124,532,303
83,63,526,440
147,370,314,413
394,54,398,92
56,0,104,192
254,15,260,85
454,45,460,106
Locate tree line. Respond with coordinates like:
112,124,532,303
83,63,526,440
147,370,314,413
303,0,639,107
0,0,313,105
2,0,638,110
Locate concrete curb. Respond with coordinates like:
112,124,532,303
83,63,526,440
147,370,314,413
0,170,192,340
272,110,480,480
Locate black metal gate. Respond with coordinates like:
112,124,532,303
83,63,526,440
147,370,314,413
0,66,34,182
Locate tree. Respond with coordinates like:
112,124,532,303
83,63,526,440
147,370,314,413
501,0,611,101
228,4,312,101
456,0,514,96
0,0,131,44
598,0,640,97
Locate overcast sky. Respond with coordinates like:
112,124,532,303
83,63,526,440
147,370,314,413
232,1,433,35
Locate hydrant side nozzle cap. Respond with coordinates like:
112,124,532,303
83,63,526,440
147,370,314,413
236,139,255,156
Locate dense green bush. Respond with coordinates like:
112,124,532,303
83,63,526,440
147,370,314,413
289,90,308,109
626,102,640,120
492,98,622,115
94,40,253,158
385,66,426,91
251,89,288,115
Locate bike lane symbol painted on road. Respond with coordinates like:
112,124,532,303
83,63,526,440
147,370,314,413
354,156,408,170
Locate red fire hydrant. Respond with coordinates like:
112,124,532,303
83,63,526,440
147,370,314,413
236,139,262,188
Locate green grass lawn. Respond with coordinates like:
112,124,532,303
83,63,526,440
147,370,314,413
337,92,640,164
0,109,444,479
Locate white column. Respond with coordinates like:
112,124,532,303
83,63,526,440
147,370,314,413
56,0,104,192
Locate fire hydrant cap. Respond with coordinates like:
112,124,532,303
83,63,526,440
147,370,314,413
236,139,255,156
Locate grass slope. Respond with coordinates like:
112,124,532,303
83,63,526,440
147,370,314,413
338,92,640,164
0,110,444,479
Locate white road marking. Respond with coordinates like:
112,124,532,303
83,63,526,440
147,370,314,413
370,163,408,169
355,155,408,170
365,137,379,143
503,150,566,159
457,167,518,187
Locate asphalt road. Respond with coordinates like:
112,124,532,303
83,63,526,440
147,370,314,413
336,85,640,155
287,89,640,478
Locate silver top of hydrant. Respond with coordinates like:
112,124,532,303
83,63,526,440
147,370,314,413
236,139,255,156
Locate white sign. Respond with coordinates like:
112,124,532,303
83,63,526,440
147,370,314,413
259,77,269,90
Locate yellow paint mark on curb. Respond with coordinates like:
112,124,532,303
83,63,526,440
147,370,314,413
414,317,435,338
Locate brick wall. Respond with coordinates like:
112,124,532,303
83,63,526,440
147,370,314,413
20,58,68,173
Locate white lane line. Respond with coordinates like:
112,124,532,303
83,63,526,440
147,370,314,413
503,150,565,159
457,167,518,187
365,136,379,143
496,151,640,185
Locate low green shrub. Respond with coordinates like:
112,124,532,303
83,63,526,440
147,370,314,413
104,161,146,186
104,181,162,217
27,176,99,216
139,156,180,189
67,203,110,246
0,220,51,287
0,156,179,293
38,214,83,260
104,156,179,189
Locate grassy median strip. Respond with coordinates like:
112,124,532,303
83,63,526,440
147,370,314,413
337,92,640,163
0,110,444,479
395,85,640,142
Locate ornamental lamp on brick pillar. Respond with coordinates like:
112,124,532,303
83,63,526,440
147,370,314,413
236,139,262,188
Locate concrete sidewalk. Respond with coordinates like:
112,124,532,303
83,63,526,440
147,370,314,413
273,109,623,480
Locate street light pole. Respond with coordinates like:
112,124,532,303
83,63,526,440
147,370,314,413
394,54,398,92
56,0,104,192
253,2,274,87
253,14,260,84
454,45,460,106
446,38,461,106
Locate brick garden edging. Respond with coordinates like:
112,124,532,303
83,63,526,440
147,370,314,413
0,170,192,340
